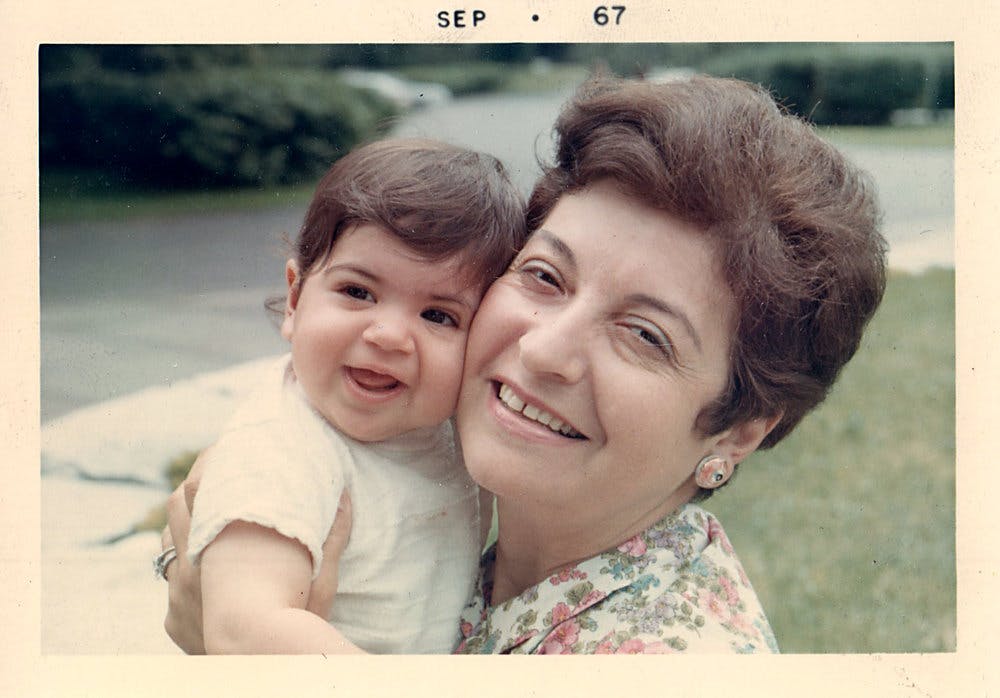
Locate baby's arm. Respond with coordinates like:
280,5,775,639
200,520,365,654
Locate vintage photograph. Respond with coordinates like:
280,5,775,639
37,42,955,657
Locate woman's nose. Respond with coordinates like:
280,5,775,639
517,305,588,384
361,311,416,354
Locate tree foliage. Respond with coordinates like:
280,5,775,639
39,44,954,190
40,46,398,188
701,43,953,125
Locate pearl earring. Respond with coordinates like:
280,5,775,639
694,455,732,489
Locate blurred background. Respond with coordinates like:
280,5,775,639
39,43,954,653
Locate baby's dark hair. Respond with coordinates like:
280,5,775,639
288,137,526,292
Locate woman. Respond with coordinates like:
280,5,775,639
161,75,886,654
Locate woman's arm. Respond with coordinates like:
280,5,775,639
162,449,354,653
199,521,364,654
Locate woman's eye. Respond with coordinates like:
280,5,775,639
519,261,562,290
342,285,374,302
533,269,558,286
628,323,674,357
421,308,458,327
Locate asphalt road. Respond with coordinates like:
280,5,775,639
39,90,954,422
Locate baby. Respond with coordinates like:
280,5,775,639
186,138,526,653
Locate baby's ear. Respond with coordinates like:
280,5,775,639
280,259,301,341
711,413,783,466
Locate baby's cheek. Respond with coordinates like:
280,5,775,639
425,347,467,417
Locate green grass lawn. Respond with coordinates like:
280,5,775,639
39,170,317,225
709,268,956,652
820,123,954,148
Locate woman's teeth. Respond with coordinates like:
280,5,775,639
498,383,583,438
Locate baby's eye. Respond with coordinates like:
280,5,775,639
421,308,458,327
342,285,374,302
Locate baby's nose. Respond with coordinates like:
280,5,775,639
362,315,416,353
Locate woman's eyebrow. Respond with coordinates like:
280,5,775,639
533,229,577,272
625,293,703,354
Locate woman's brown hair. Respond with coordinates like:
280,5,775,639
529,76,887,456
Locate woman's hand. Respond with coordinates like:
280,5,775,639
160,448,353,653
162,448,209,653
306,492,352,619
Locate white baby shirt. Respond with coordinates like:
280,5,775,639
187,356,480,654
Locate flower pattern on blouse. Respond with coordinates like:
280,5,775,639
454,504,778,654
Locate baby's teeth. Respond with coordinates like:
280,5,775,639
523,404,540,420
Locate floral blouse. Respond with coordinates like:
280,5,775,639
454,504,778,654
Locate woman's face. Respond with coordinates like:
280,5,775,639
456,181,740,534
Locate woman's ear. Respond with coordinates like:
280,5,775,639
710,413,783,466
280,259,301,342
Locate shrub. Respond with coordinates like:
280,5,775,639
931,53,955,109
811,55,926,125
702,44,952,125
40,51,399,188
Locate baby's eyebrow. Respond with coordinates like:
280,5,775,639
321,263,377,281
426,276,484,311
324,261,477,311
429,292,475,311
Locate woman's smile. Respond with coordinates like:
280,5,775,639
457,180,737,529
494,381,586,439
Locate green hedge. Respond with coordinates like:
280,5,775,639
40,51,398,188
702,44,953,125
39,44,955,191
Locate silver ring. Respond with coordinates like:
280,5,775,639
153,546,178,581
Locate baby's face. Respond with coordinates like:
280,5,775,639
281,223,483,442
